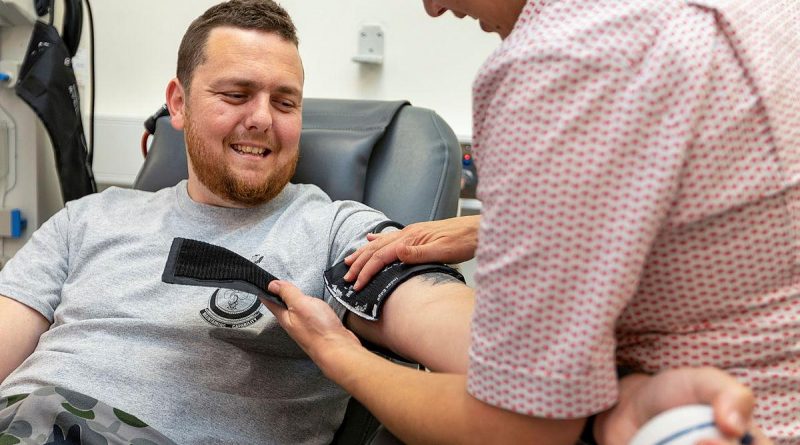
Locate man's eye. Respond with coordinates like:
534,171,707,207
222,92,247,100
274,99,297,110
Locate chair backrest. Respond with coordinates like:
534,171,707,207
134,98,462,226
133,98,462,445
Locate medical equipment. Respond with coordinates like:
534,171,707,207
460,139,477,200
162,237,287,309
15,18,96,202
0,0,94,262
325,258,464,321
628,404,754,445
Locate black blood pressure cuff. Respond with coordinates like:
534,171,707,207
324,260,465,321
161,237,286,308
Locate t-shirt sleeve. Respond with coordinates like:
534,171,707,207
323,201,391,317
467,4,716,418
326,202,392,266
0,208,71,322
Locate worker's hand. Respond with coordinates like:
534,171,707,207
596,367,772,445
344,215,480,290
261,280,360,367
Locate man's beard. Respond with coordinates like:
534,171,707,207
184,117,298,207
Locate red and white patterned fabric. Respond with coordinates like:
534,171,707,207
466,0,799,442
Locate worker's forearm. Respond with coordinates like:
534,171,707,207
317,343,584,445
266,281,583,444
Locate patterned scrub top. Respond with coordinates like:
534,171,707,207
467,1,799,442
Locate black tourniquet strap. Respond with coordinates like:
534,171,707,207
161,238,285,307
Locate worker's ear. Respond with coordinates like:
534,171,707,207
166,78,187,131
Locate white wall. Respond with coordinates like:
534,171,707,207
92,0,498,131
87,1,499,185
281,0,498,137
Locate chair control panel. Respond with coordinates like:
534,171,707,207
459,139,480,216
460,139,478,200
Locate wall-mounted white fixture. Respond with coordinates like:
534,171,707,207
0,0,37,26
352,24,384,65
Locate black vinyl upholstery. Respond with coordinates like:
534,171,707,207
133,98,463,444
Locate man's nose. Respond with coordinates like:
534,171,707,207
244,96,273,132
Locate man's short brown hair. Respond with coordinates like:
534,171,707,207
177,0,298,91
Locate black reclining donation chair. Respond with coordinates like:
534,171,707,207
133,98,463,445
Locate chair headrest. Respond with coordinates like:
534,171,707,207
134,98,462,225
294,98,409,202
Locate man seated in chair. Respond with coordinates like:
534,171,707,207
0,1,765,444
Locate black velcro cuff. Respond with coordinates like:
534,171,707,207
324,260,465,321
162,237,286,307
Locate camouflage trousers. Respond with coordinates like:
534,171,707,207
0,386,176,445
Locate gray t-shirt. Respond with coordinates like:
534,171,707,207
0,181,388,444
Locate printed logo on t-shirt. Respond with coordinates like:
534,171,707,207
199,254,267,328
200,288,266,328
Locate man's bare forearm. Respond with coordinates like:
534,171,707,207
346,276,474,373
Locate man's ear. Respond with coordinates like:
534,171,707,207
166,78,187,130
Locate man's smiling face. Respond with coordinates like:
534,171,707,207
168,26,304,208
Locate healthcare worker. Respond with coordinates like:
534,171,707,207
267,0,798,443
